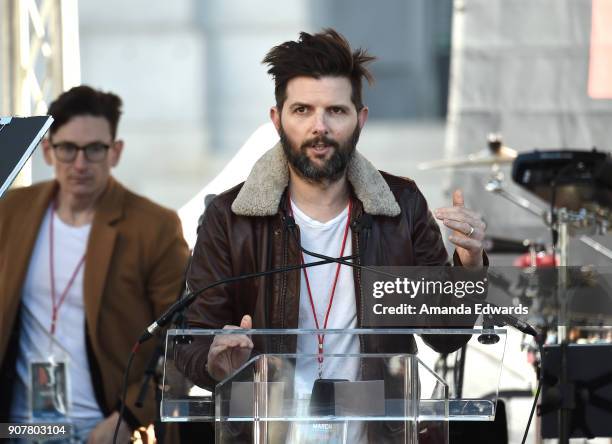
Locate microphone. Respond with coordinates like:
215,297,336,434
483,272,538,336
484,309,538,337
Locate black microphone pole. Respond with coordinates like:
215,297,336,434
138,254,361,344
135,343,163,408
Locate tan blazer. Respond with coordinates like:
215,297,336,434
0,177,190,427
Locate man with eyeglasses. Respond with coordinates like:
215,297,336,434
0,85,190,443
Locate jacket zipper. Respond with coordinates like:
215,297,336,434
355,230,363,326
353,213,366,359
280,221,289,329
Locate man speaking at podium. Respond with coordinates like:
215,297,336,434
178,29,487,442
0,86,189,443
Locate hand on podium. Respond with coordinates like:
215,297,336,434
206,315,254,381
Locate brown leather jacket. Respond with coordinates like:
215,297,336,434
176,144,482,443
177,144,473,389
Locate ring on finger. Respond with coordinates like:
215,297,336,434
466,225,474,237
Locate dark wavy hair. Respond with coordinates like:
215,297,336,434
47,85,122,139
262,28,376,111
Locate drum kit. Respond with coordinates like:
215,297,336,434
421,136,612,442
419,134,612,337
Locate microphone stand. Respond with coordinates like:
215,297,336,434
556,209,572,444
135,344,163,409
134,342,164,443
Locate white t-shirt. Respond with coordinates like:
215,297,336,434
292,200,365,443
11,206,104,423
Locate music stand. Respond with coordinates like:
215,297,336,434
0,116,53,198
541,343,612,439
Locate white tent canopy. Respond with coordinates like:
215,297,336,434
178,123,279,248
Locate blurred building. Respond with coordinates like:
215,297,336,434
13,0,453,210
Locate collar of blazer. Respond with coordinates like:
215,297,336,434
92,176,125,225
83,176,124,341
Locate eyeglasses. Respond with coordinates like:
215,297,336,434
51,141,111,163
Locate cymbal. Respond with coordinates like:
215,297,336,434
417,146,517,170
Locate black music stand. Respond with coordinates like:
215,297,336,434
0,116,53,198
541,343,612,439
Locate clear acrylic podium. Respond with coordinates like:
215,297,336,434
162,328,506,443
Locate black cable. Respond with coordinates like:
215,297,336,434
521,378,542,444
284,215,398,280
139,253,360,342
521,338,545,444
113,342,139,444
295,244,399,279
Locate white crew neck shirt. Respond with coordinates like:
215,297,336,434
291,200,364,443
11,206,104,423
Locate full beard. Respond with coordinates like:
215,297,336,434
279,123,361,184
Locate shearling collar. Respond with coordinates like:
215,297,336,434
231,142,401,217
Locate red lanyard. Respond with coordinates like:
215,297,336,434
288,196,352,365
48,204,87,335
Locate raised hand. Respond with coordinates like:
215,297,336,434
434,189,485,267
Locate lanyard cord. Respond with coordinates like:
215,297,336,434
288,195,352,364
48,203,87,335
